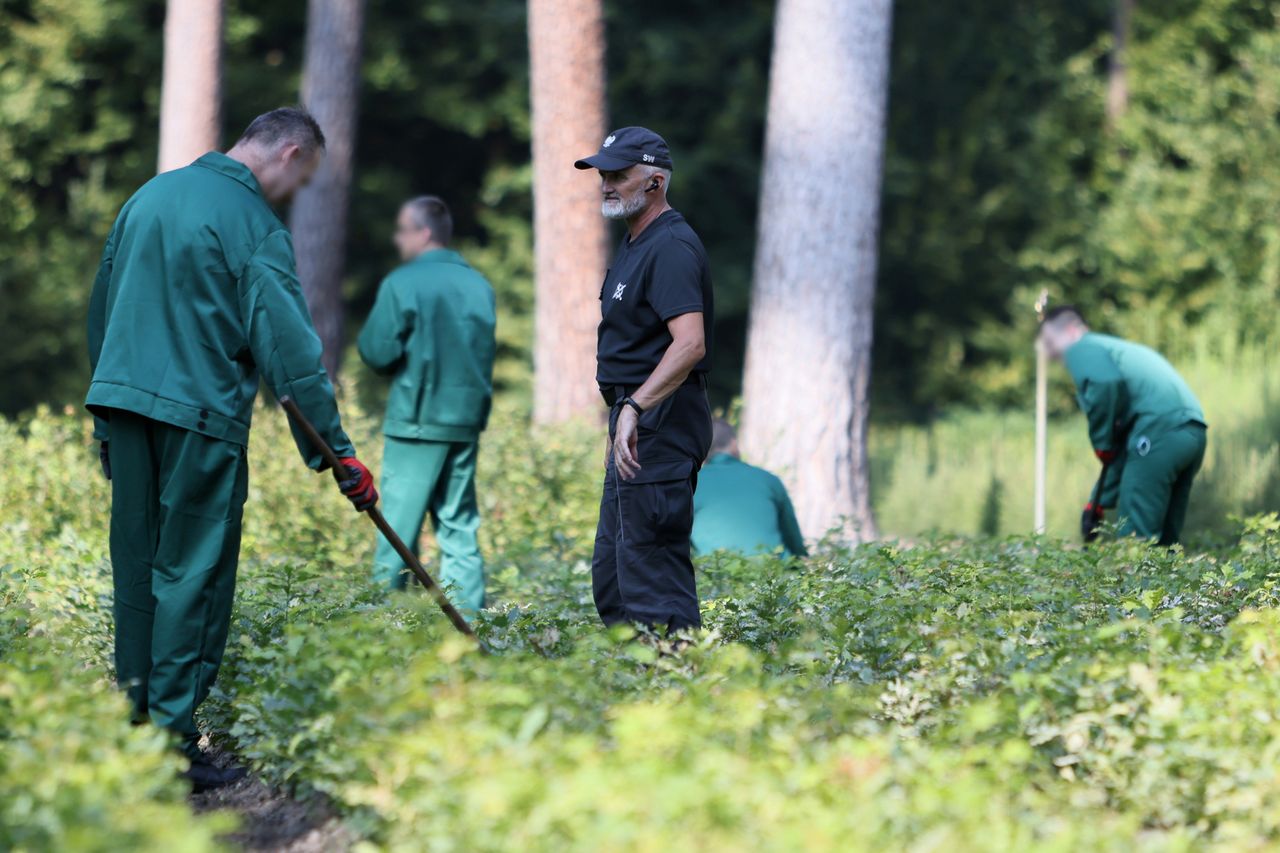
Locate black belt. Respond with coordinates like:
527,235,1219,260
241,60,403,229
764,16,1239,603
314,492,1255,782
600,373,705,407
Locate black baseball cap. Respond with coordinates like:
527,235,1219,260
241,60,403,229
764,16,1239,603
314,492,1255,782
574,126,674,172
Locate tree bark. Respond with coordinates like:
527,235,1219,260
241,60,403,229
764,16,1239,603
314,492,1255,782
290,0,366,378
1107,0,1135,127
740,0,892,543
157,0,223,173
528,0,610,424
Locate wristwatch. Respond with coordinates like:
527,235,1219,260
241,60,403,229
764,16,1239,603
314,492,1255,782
621,397,645,416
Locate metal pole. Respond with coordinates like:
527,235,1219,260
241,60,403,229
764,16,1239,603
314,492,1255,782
1034,341,1048,534
1034,289,1049,535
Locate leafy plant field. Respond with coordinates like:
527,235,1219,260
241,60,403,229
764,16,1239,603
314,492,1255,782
8,405,1280,850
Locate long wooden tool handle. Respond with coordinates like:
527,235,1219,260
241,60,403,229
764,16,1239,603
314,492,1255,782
279,396,479,641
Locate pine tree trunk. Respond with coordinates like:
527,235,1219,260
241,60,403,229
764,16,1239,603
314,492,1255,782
290,0,366,378
1107,0,1135,126
740,0,892,543
157,0,223,173
528,0,609,424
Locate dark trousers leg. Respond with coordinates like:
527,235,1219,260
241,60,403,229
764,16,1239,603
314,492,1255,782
591,460,702,633
591,465,627,626
615,472,701,632
591,383,711,633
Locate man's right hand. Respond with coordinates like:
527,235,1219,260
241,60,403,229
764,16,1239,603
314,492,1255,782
338,457,378,511
99,441,111,481
612,404,642,480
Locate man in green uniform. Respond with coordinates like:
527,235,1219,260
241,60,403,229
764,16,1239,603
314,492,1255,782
87,108,378,790
692,420,807,558
1039,306,1207,544
357,196,496,612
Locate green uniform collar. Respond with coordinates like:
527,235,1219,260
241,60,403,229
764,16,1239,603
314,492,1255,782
193,151,265,198
411,247,470,268
706,453,736,465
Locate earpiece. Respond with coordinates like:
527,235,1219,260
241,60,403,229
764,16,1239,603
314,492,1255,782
646,179,660,193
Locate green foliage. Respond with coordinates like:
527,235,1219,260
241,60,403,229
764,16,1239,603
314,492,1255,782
10,406,1280,847
879,0,1280,411
0,0,162,415
0,417,229,851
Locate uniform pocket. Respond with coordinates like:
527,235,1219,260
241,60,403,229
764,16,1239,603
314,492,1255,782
635,478,694,542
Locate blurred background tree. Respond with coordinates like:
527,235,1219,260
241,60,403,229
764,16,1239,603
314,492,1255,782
290,0,366,376
528,0,608,424
3,0,1280,429
157,0,223,172
741,0,890,541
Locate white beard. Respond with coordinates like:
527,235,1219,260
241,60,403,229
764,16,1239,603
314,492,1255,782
602,191,647,220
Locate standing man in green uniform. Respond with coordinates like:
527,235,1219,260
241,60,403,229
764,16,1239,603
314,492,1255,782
87,108,378,790
357,196,496,612
692,420,807,558
1039,306,1207,544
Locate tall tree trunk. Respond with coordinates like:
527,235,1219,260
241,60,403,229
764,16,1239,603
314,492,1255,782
740,0,892,543
528,0,609,424
290,0,366,378
1107,0,1135,126
157,0,223,173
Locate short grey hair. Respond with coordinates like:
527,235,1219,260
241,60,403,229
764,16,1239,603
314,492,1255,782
235,107,326,153
403,195,453,246
642,164,673,192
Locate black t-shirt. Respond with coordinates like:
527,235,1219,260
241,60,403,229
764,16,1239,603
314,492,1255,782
596,209,714,386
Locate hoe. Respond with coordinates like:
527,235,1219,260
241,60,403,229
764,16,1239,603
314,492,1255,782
280,396,479,645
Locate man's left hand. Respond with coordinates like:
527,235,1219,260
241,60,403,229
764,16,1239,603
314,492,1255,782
613,405,642,480
338,457,379,511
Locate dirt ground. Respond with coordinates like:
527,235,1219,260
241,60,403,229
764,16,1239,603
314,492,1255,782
189,746,355,852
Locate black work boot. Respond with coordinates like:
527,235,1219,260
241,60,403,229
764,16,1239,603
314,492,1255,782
183,755,247,793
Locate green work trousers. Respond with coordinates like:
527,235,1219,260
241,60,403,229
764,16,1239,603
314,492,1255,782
374,436,485,612
107,409,248,759
1115,423,1207,545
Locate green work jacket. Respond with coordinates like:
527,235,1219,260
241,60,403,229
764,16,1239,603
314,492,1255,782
692,453,808,558
357,249,496,442
1063,332,1206,506
86,152,354,468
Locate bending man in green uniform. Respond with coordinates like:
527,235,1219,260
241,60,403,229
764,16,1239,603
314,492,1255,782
357,196,496,612
87,108,378,791
1039,306,1207,545
692,420,807,558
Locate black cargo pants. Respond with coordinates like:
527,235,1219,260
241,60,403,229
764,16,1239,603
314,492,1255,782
591,380,713,633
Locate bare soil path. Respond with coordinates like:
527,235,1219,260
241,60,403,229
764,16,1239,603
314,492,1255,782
189,746,355,852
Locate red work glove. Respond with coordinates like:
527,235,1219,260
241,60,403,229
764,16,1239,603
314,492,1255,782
337,457,378,511
1081,503,1105,543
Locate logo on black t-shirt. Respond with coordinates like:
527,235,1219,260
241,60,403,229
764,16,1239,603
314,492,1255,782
611,281,627,301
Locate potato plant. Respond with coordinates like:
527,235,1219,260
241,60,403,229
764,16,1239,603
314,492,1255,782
6,405,1280,850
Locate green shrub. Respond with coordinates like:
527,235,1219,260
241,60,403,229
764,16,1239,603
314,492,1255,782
8,402,1280,849
1,565,229,851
